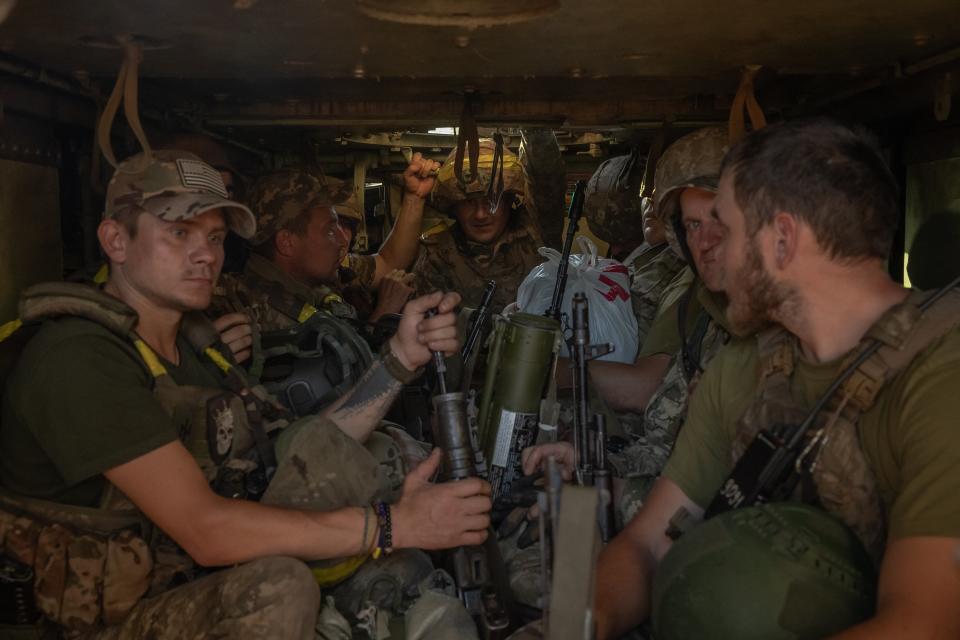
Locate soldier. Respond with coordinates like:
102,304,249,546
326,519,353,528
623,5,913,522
412,132,566,312
505,128,733,609
583,152,686,347
310,174,415,324
211,153,439,333
0,150,490,638
552,128,731,440
584,120,960,638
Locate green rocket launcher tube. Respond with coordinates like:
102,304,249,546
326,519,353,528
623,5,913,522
478,312,561,501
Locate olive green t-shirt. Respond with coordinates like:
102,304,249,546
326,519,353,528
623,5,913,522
0,317,221,507
663,325,960,541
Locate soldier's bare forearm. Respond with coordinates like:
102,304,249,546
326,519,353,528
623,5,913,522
376,192,426,285
556,354,671,413
322,358,403,441
594,532,657,640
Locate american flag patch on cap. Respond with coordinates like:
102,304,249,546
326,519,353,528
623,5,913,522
176,159,228,198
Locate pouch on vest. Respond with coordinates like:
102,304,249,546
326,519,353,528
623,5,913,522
0,493,153,632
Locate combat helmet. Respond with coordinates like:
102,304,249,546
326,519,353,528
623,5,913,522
434,138,525,214
652,502,876,640
653,127,729,263
583,149,647,245
257,311,374,417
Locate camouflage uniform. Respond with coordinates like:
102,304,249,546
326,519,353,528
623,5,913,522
1,151,468,639
212,252,360,328
582,150,686,351
412,209,545,313
614,282,732,528
625,244,686,348
212,176,429,470
610,127,733,526
413,133,565,312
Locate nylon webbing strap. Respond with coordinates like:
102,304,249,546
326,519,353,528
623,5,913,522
454,97,480,186
728,65,767,145
0,318,22,343
133,339,168,378
488,132,506,213
96,41,153,172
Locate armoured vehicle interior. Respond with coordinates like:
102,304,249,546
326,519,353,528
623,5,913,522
1,0,959,318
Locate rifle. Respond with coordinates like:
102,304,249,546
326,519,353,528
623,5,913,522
428,313,512,638
568,293,615,542
462,280,497,363
545,180,587,320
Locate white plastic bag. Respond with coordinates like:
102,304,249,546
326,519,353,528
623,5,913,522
516,237,638,363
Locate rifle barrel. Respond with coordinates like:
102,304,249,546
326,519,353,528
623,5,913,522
546,180,586,320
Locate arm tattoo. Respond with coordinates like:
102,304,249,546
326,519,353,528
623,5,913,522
328,358,402,434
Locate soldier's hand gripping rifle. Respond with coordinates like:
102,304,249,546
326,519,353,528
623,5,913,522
569,293,615,543
545,180,587,320
427,311,512,638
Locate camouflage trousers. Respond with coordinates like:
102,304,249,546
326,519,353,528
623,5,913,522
84,556,319,640
265,417,475,639
82,418,472,640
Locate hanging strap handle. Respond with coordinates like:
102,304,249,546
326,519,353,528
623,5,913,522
728,65,767,145
454,96,480,186
96,40,153,172
487,132,506,212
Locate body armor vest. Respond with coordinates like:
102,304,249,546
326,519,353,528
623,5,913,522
0,282,396,633
728,289,960,559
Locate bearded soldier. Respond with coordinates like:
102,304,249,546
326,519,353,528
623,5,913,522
412,131,566,312
581,120,959,638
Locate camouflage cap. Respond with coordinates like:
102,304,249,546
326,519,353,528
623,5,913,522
315,174,362,222
105,149,256,238
246,171,334,246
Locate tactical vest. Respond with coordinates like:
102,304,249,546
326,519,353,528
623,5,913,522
215,266,374,415
729,289,960,560
0,282,290,631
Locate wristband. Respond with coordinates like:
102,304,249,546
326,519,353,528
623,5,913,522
375,502,394,556
380,341,423,385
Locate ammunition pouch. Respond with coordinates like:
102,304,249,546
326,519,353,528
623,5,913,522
0,491,154,632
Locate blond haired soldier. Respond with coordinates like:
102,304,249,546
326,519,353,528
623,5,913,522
412,131,566,312
0,150,489,638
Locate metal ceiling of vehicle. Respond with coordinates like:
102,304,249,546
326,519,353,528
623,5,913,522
2,0,956,80
1,0,958,164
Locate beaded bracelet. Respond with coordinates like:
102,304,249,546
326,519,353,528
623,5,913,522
374,502,393,557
